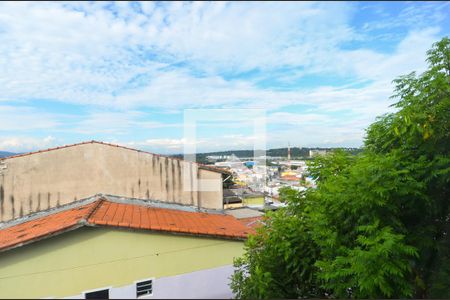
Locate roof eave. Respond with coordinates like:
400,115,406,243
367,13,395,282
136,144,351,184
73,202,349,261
86,223,248,241
0,223,86,253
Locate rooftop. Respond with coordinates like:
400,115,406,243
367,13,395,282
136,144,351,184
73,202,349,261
0,196,253,253
238,217,265,229
225,207,264,219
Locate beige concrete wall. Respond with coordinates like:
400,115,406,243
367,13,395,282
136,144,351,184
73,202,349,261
0,142,224,222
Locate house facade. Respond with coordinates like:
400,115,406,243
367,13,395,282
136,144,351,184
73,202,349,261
0,197,251,299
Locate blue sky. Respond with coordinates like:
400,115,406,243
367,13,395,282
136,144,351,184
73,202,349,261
0,1,449,153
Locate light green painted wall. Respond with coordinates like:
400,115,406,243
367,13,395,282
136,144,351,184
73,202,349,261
0,227,244,299
243,196,264,206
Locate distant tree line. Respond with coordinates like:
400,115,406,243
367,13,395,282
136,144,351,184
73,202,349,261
171,147,362,164
0,151,17,158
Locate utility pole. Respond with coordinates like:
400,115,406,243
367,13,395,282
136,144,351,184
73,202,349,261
287,142,291,171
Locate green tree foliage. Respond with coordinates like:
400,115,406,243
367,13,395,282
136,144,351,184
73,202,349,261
231,188,324,299
231,37,450,298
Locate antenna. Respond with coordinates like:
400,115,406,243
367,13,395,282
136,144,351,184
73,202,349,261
288,142,291,170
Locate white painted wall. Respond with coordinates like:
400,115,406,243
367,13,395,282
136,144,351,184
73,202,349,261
63,265,234,299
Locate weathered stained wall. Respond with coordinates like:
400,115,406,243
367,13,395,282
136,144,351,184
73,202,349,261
0,142,224,222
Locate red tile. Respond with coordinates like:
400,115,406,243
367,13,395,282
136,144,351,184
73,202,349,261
0,201,97,251
139,207,150,229
130,205,141,228
0,199,252,252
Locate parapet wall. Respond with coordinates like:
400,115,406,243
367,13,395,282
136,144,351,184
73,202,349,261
0,142,223,222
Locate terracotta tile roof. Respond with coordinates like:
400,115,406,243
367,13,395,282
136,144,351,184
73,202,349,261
0,202,98,252
0,199,252,252
280,175,300,181
0,140,230,174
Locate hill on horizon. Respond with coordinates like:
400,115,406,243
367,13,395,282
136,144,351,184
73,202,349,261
171,146,362,163
0,151,17,158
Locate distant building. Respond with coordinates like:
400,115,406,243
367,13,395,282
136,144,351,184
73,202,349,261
214,161,244,169
277,160,306,167
225,207,265,229
309,149,328,157
223,187,265,209
243,161,256,168
0,195,252,299
207,155,233,161
280,169,301,182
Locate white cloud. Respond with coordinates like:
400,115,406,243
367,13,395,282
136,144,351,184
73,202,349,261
130,138,187,148
69,111,180,134
360,2,450,33
128,138,198,154
0,2,448,152
0,1,357,107
269,112,331,126
128,134,266,154
0,2,442,110
338,28,440,81
0,105,61,131
144,2,357,73
0,136,57,153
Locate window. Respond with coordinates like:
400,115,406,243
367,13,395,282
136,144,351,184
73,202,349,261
85,288,109,299
136,279,153,298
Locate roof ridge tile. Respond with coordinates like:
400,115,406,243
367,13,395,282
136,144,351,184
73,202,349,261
85,198,105,221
